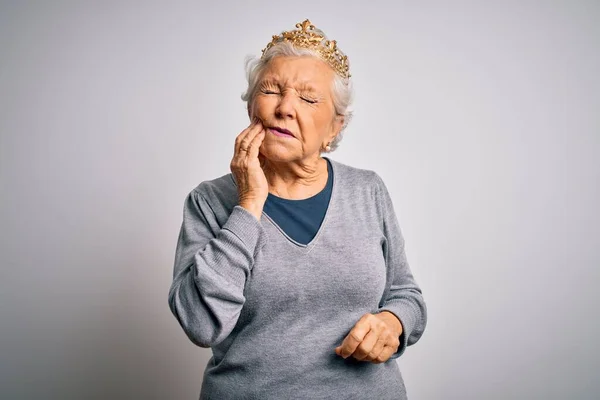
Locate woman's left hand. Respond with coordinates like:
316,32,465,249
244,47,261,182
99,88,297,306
335,312,403,363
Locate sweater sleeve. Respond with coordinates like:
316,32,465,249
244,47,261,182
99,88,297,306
168,188,266,348
373,173,427,360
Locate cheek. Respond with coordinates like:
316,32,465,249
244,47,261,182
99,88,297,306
249,100,259,117
310,109,334,130
252,97,275,116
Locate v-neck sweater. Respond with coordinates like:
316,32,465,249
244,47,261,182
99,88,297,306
263,157,333,245
168,157,427,400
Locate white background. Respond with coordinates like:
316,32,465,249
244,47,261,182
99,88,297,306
1,1,599,399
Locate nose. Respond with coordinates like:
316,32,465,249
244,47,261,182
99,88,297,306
275,91,296,119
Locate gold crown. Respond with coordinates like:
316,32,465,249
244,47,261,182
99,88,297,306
261,19,351,79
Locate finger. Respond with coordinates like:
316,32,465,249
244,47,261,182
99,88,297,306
374,345,396,364
236,122,261,151
258,152,267,168
337,318,371,358
241,122,264,158
235,120,263,156
234,123,255,151
364,333,387,362
351,329,380,361
247,128,266,159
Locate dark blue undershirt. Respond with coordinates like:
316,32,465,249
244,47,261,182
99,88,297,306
263,157,333,245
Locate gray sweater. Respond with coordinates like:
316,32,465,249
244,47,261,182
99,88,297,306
168,157,427,400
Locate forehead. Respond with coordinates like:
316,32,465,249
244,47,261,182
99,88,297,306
260,56,334,91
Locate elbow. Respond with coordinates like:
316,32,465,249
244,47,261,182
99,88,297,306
169,301,227,348
181,323,222,349
168,288,239,348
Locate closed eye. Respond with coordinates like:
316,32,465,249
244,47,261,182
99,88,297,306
301,97,317,104
261,89,279,95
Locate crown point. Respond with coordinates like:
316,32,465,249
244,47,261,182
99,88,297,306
261,19,350,79
297,19,314,32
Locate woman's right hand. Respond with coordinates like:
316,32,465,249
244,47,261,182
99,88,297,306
230,118,268,221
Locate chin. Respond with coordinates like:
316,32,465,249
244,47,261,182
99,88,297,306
260,144,299,163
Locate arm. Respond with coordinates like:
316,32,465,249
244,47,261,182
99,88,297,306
168,188,266,348
373,173,427,359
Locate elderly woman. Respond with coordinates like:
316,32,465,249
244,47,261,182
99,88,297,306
168,19,427,399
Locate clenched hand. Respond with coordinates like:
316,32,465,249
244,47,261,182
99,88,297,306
335,312,403,363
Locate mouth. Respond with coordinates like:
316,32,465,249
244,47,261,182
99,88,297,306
268,127,294,138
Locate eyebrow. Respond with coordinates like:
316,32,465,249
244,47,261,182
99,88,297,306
259,77,320,93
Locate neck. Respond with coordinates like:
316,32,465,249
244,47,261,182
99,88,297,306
262,155,328,200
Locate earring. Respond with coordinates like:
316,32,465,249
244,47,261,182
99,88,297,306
325,142,331,152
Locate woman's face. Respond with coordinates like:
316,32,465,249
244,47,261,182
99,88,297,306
250,56,343,162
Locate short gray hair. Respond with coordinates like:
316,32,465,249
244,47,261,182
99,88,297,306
241,40,354,152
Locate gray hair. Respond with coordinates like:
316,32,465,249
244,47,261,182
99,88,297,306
241,40,354,152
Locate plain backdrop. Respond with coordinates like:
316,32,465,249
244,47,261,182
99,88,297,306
1,1,599,399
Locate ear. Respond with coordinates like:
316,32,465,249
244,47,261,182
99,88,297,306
332,114,345,135
325,117,343,148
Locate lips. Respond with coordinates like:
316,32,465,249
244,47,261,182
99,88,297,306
270,127,293,136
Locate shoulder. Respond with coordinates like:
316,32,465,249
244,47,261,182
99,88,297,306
187,172,238,217
192,172,236,198
328,157,385,195
329,158,395,224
